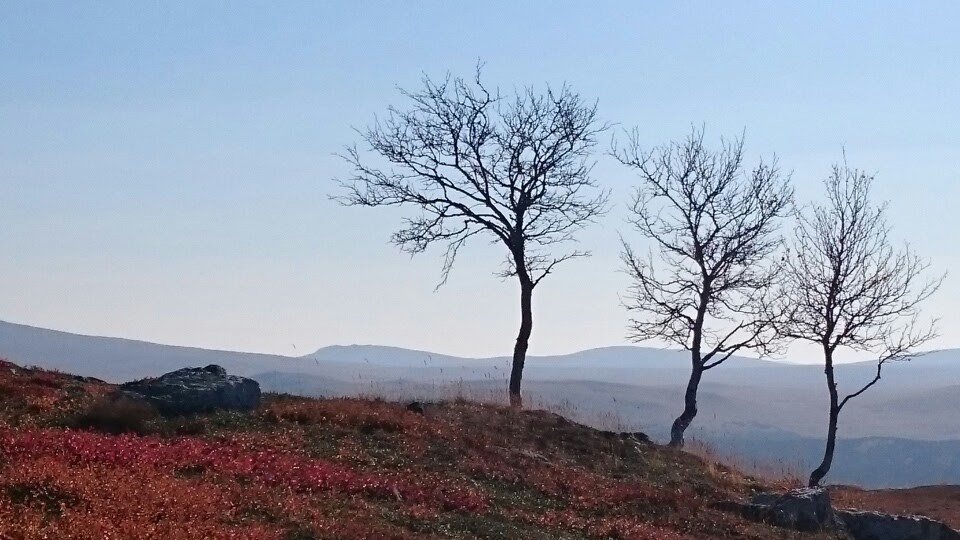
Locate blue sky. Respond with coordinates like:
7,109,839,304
1,1,958,360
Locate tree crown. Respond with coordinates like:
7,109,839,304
778,159,942,363
615,127,793,368
337,68,608,287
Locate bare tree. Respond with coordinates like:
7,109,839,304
776,159,942,487
336,67,608,408
614,127,792,447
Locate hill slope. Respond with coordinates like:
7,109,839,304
0,358,852,540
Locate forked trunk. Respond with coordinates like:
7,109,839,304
669,364,703,447
509,278,534,408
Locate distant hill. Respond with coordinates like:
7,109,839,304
702,430,960,488
0,319,305,381
1,318,958,487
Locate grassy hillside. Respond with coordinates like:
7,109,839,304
0,358,904,539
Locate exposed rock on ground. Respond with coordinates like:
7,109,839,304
120,364,260,415
723,487,837,532
720,487,960,539
406,401,425,414
837,510,960,540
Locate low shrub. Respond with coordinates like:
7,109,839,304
4,480,82,517
67,394,160,435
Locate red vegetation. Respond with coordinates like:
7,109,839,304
0,359,872,538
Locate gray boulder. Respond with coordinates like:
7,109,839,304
749,487,837,531
837,510,960,540
120,364,260,415
714,488,837,532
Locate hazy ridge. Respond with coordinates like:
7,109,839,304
1,319,957,488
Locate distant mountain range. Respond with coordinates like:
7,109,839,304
1,319,957,488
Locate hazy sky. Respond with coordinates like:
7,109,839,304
2,1,958,361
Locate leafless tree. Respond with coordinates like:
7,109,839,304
776,159,942,487
336,67,609,408
614,127,792,447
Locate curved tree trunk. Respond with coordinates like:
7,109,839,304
809,351,839,487
669,364,703,447
509,277,534,408
670,294,707,449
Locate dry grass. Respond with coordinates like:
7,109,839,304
683,437,806,492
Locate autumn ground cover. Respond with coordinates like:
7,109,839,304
0,359,888,539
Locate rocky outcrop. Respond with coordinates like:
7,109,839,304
837,510,960,540
120,365,260,416
726,487,837,532
719,487,960,540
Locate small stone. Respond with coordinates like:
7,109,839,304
620,431,651,444
406,401,425,415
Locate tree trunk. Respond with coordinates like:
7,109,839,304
669,364,703,447
809,350,839,487
509,277,534,408
670,290,708,449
